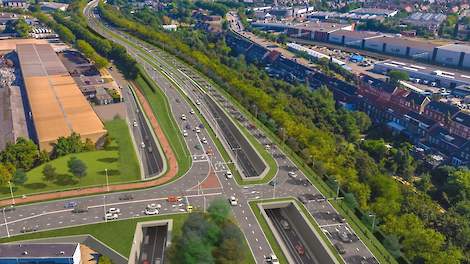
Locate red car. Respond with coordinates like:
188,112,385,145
295,244,305,255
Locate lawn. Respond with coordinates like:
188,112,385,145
134,71,191,177
0,118,140,199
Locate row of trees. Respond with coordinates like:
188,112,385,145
167,199,247,263
97,2,468,262
42,156,87,184
76,40,108,69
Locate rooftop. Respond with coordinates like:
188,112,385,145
251,21,351,33
438,44,470,54
426,101,461,116
330,29,383,39
0,243,78,258
349,8,397,16
374,36,438,50
452,112,470,127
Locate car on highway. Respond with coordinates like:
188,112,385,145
196,100,201,105
339,231,352,243
145,208,159,215
141,142,145,148
105,213,118,220
280,219,290,230
195,127,201,133
167,195,182,203
295,243,305,255
21,226,38,233
334,243,346,254
147,203,162,210
107,208,120,214
269,179,279,186
133,120,137,127
229,196,238,206
64,201,78,208
119,194,134,200
190,109,195,114
183,130,188,137
265,254,279,264
201,137,208,144
288,171,297,178
181,114,187,120
225,170,233,179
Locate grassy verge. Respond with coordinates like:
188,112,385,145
134,72,191,177
0,213,188,258
0,118,140,199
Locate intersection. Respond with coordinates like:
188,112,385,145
0,2,379,263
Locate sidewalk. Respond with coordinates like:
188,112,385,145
0,83,179,207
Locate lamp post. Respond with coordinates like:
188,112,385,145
334,179,340,199
105,168,109,192
8,181,15,205
103,195,107,223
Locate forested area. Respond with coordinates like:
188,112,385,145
95,1,469,263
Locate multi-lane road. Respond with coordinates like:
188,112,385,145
0,2,379,264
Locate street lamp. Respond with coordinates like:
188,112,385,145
103,195,107,223
334,179,340,199
105,168,109,192
8,181,15,205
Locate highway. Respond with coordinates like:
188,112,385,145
139,225,167,264
110,66,164,178
0,2,379,264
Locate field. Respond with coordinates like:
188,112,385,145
0,118,140,198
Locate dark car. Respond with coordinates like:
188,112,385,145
335,243,346,254
72,204,88,213
21,226,38,233
295,243,305,255
119,194,134,200
269,179,279,186
64,201,78,208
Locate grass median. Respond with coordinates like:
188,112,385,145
0,118,140,199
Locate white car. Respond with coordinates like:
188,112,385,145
147,203,161,210
229,196,238,206
141,142,145,148
288,171,297,178
183,130,188,137
133,120,137,127
195,127,201,133
265,254,279,264
189,109,195,114
201,137,208,144
108,208,120,214
226,170,233,179
196,100,201,105
181,114,187,120
104,213,118,220
145,208,159,215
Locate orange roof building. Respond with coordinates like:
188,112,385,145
17,44,106,151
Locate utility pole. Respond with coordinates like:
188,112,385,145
369,214,376,231
103,195,107,223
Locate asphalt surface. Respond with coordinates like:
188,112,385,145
109,67,164,178
266,208,315,264
0,3,378,264
139,225,167,264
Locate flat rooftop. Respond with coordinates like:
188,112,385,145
17,44,106,150
0,38,48,51
373,36,438,50
0,243,78,258
330,29,383,39
438,43,470,53
252,21,350,32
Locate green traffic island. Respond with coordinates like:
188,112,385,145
0,117,140,200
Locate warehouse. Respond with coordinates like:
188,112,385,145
328,30,382,48
434,44,470,69
364,36,438,61
17,44,106,151
373,60,470,89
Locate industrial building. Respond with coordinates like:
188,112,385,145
0,243,81,264
373,60,470,89
434,44,470,68
363,36,438,61
328,30,382,48
17,43,106,151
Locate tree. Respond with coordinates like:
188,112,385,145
388,70,409,86
0,163,14,186
67,157,87,181
98,255,113,264
12,169,27,185
42,164,57,182
213,238,244,264
52,133,84,157
14,18,30,38
207,198,231,224
0,137,39,170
